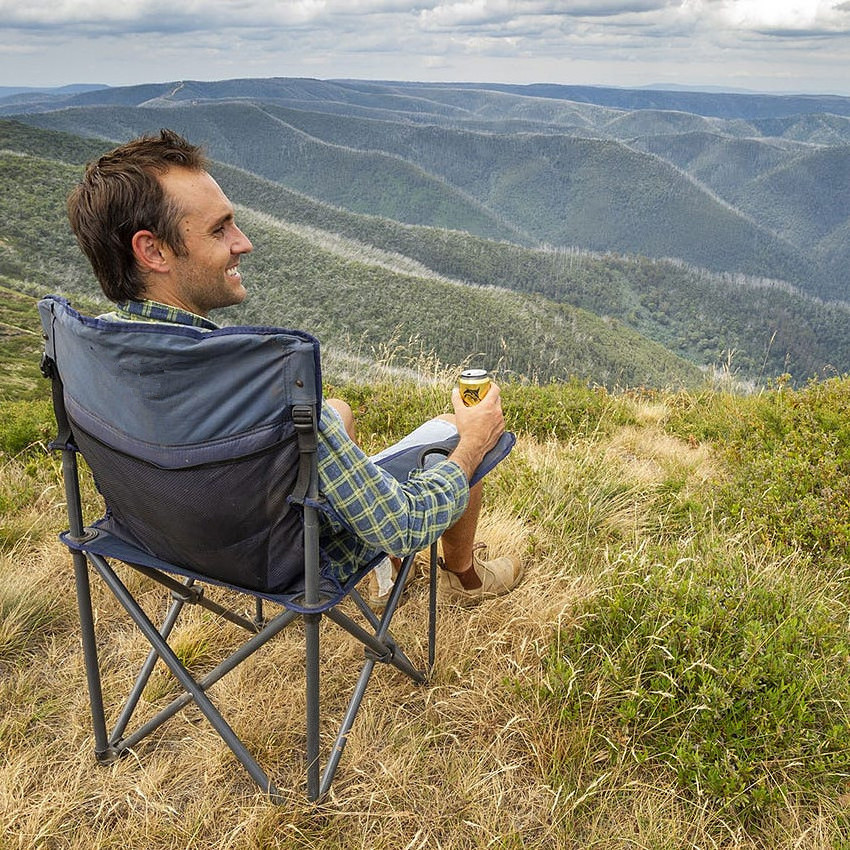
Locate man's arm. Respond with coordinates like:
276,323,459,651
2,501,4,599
316,382,507,558
317,405,471,558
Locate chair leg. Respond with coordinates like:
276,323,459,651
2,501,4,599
317,550,431,798
324,607,425,683
111,586,187,744
73,550,115,762
116,604,298,754
73,542,439,802
88,552,283,801
304,612,321,802
428,541,438,672
319,656,377,798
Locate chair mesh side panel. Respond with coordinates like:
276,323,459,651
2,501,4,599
72,424,305,593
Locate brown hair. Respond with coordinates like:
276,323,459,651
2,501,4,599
67,129,209,301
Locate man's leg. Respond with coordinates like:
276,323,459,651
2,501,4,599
327,398,356,441
432,415,522,599
439,480,484,589
330,403,521,604
422,415,486,589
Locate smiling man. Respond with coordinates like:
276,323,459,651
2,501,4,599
67,132,254,322
65,129,523,606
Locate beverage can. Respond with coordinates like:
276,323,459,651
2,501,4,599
458,368,491,406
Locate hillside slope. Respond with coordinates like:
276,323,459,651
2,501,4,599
16,102,823,294
210,161,850,381
3,120,849,384
0,137,700,388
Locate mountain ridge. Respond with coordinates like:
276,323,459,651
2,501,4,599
14,97,836,297
6,77,849,120
2,72,848,382
2,119,849,386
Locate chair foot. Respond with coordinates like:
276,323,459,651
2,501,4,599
95,745,122,764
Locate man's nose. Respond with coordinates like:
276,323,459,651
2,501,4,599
234,227,253,253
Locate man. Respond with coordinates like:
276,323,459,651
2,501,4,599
66,129,522,605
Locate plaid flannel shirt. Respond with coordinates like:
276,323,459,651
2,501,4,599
102,299,470,581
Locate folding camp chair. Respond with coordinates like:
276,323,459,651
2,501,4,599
38,295,514,802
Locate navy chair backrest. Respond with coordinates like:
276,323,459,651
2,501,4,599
38,295,323,593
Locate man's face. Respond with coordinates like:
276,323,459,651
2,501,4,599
156,167,253,317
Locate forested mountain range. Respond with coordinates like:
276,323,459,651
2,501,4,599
2,77,849,387
6,77,848,303
0,123,700,388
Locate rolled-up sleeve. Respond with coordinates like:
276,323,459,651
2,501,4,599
317,404,469,566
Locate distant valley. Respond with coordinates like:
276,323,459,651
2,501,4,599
1,78,849,388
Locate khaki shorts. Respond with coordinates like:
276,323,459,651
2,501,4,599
369,417,457,464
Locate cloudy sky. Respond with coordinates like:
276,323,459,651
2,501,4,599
1,0,848,96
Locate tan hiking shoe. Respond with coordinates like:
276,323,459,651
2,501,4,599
438,543,523,606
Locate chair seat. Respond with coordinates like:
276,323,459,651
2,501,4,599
60,525,379,614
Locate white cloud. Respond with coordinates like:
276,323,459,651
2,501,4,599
0,0,329,30
418,0,673,30
0,0,847,94
695,0,850,34
1,0,846,39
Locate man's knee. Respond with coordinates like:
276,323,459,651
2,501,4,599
327,398,356,441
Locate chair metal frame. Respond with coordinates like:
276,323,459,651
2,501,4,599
52,435,440,802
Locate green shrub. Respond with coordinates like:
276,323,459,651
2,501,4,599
327,378,451,453
663,385,772,444
0,399,54,456
717,376,850,565
329,377,635,448
544,542,850,826
501,380,634,441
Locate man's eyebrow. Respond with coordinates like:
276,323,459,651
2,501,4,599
209,210,235,230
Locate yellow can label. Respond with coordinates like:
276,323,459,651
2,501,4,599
458,369,491,406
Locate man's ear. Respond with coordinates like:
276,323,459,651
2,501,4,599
131,230,170,274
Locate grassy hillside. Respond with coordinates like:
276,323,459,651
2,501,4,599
0,283,48,402
752,113,850,145
207,102,820,287
816,218,850,288
0,151,94,292
3,307,850,847
3,90,850,847
2,121,849,385
13,93,842,298
0,118,109,163
442,80,850,120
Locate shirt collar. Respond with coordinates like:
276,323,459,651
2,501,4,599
115,299,220,330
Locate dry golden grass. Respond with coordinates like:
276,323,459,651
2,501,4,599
1,413,847,848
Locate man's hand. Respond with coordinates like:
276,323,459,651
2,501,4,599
447,382,505,482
